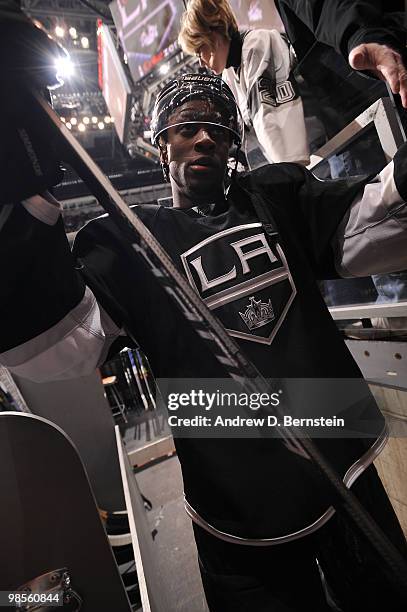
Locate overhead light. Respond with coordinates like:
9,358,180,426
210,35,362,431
55,56,74,79
81,36,89,49
78,123,86,132
91,116,98,124
70,117,77,125
159,63,170,75
60,117,66,122
55,26,65,38
98,122,105,130
69,27,77,39
104,116,111,123
83,116,90,124
66,122,72,129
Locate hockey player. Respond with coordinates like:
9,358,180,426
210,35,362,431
1,73,407,610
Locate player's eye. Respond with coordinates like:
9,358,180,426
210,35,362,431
178,124,198,137
209,126,226,138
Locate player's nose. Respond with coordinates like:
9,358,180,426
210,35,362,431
194,127,216,150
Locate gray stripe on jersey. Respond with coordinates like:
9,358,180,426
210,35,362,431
0,287,121,382
334,161,407,277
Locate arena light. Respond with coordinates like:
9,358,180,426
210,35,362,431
159,63,170,75
70,117,77,125
55,56,74,79
66,122,72,129
78,123,86,132
55,26,65,38
81,36,89,49
83,116,90,124
91,116,98,124
104,116,111,124
98,121,105,130
69,27,77,39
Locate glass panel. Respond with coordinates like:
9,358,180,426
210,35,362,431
312,124,388,180
294,52,407,333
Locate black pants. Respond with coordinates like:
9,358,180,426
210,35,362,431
193,466,407,612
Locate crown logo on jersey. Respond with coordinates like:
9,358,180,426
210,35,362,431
239,296,274,330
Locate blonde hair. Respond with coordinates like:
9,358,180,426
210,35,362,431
179,0,239,56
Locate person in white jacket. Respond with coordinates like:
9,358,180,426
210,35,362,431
179,0,310,167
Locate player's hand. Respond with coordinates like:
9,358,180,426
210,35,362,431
349,43,407,108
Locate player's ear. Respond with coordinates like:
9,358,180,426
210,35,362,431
158,137,170,183
158,136,168,161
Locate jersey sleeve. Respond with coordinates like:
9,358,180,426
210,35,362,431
0,197,86,353
0,197,108,382
242,29,310,165
71,211,154,344
258,148,407,280
334,146,407,277
0,199,152,382
246,162,372,278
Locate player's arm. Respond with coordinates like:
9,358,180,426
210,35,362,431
0,4,127,382
263,147,406,279
276,0,407,106
275,0,402,58
0,197,123,383
243,30,310,165
333,144,407,277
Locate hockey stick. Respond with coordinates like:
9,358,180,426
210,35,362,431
25,89,407,597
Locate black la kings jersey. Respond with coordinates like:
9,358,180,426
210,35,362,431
73,162,387,543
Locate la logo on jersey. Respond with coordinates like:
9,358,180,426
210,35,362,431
181,223,296,345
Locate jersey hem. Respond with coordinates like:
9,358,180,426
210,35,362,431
184,424,388,546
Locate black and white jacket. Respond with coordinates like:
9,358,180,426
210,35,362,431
222,29,310,165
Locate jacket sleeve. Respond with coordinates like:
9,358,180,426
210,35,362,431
334,145,407,277
0,197,122,382
275,0,405,59
242,29,310,165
